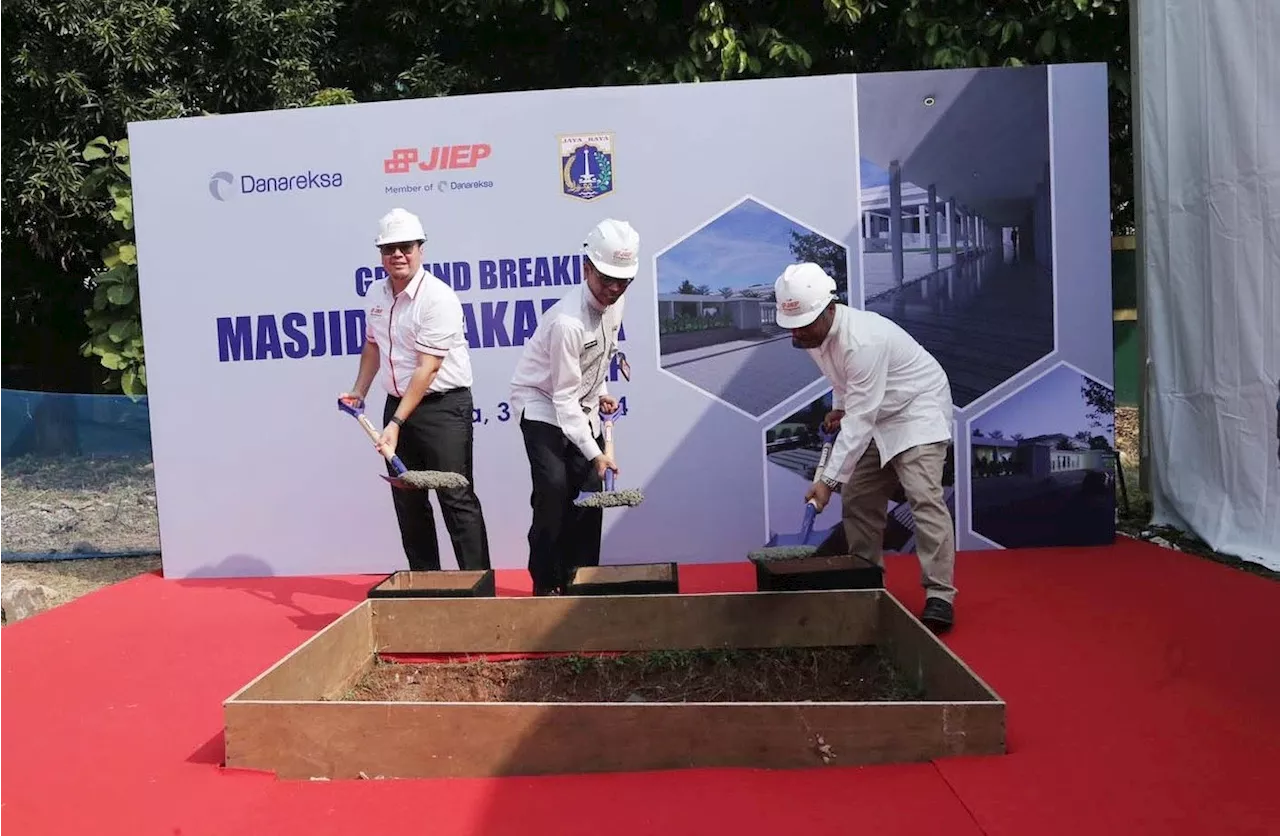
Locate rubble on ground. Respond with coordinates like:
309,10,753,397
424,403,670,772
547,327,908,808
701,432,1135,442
2,578,60,624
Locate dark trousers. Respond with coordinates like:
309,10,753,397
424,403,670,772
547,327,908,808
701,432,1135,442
519,414,604,592
384,388,490,571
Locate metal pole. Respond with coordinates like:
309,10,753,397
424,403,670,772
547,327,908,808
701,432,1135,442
1130,0,1150,496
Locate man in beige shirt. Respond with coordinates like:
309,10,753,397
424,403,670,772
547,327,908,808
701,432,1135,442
774,262,958,632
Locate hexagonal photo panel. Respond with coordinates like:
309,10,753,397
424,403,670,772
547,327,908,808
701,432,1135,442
968,362,1117,549
857,66,1056,407
655,196,849,420
763,390,957,555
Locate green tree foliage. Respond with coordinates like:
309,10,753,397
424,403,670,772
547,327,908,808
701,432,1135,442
889,0,1132,231
1082,377,1116,432
2,0,369,392
79,137,144,396
789,231,850,300
3,0,1130,394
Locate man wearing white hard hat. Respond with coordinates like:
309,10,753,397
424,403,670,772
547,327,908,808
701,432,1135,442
509,219,639,595
774,262,958,632
340,208,491,573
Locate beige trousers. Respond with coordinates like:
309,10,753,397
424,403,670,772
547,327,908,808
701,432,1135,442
841,440,957,603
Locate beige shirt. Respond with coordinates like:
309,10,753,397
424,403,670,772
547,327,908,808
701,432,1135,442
364,267,473,397
509,284,623,461
808,305,954,483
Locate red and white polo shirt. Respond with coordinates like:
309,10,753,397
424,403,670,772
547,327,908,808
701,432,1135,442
364,267,472,397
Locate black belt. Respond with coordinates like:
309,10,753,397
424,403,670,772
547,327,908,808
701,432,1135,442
388,386,470,402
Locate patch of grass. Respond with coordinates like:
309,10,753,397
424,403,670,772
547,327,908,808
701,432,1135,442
345,647,926,704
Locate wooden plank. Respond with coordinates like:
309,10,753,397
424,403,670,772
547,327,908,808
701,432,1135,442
754,553,884,592
368,570,496,598
223,589,1006,779
878,594,1004,704
228,601,374,703
571,564,674,585
567,563,679,596
223,700,1006,780
371,591,880,654
377,570,491,591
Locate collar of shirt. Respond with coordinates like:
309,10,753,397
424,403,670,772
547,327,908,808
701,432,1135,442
384,266,426,302
582,283,606,315
818,304,849,353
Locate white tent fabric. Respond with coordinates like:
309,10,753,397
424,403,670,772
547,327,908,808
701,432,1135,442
1134,0,1280,569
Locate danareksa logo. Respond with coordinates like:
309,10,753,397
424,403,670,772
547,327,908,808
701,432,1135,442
208,169,344,201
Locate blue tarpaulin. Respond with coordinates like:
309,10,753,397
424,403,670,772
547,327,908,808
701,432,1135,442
2,388,156,562
2,388,153,459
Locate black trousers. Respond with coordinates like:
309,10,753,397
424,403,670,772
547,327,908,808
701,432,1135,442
519,414,605,592
384,387,490,571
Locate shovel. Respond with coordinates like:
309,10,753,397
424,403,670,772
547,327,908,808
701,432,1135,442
337,398,469,491
750,424,840,561
573,407,644,509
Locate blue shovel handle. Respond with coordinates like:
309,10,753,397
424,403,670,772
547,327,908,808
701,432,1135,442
604,468,616,492
338,397,408,475
799,501,818,543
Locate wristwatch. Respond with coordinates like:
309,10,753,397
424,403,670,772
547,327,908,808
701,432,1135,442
820,475,842,491
389,416,405,428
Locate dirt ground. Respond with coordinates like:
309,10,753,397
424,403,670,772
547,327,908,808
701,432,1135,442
1115,406,1139,471
2,453,161,623
2,454,160,554
342,647,925,703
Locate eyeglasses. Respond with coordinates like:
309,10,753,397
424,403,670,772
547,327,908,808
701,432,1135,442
379,242,419,256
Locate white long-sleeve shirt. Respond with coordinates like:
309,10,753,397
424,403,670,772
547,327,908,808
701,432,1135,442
809,304,954,484
509,284,622,461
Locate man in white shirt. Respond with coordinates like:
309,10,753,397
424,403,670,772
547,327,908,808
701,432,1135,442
509,219,639,595
774,262,958,632
339,208,491,572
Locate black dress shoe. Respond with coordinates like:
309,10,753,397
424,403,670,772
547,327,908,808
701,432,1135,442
921,598,954,633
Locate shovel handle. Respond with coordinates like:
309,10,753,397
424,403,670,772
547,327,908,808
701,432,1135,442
799,501,818,542
601,407,621,493
810,442,835,487
338,398,407,475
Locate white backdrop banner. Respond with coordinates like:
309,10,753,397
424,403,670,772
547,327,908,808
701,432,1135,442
1135,0,1280,569
129,66,1114,579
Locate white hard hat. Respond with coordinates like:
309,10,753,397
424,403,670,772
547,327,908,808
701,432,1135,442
774,263,837,328
583,218,640,280
374,208,426,247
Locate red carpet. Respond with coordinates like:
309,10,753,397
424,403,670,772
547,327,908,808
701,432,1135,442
3,539,1279,836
